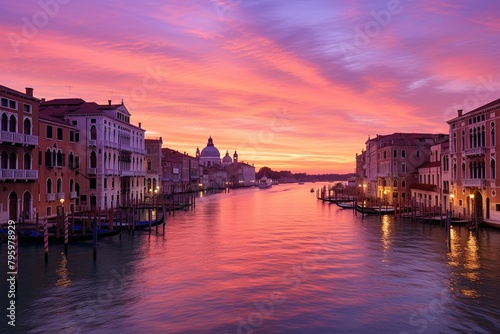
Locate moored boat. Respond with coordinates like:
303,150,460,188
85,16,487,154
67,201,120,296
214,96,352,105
355,204,395,214
259,176,273,189
336,201,355,209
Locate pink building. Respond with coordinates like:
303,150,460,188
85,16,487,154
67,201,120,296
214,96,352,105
0,85,39,223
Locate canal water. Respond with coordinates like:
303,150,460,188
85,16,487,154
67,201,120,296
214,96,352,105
2,184,500,333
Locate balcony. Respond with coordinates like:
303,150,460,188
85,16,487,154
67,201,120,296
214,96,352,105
104,168,120,175
462,179,486,187
47,193,56,202
121,170,146,177
0,131,38,146
57,192,65,200
465,147,485,157
88,168,97,175
0,169,38,181
70,191,78,199
104,140,119,149
88,139,97,147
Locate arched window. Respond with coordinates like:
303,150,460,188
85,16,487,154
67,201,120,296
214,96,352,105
402,180,406,188
90,125,97,140
9,151,16,169
491,122,496,147
147,159,151,171
1,113,8,131
52,149,57,167
69,152,74,169
23,118,31,135
393,179,397,188
23,153,31,170
492,159,496,179
481,125,486,147
90,151,97,168
1,151,8,169
70,178,74,192
47,178,52,194
462,131,465,149
9,115,16,132
56,150,63,166
57,178,62,193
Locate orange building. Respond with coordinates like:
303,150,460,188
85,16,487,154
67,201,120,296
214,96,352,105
37,114,82,220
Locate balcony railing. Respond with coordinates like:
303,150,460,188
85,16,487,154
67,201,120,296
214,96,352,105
88,168,97,175
0,131,38,146
47,193,56,202
121,170,146,177
57,192,65,200
0,169,38,181
70,191,78,199
462,179,486,187
104,168,120,175
88,139,97,146
465,147,485,157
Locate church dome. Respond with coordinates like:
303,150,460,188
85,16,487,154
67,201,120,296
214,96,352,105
200,136,220,158
222,150,232,163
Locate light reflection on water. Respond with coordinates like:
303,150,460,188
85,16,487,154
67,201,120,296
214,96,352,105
2,184,500,334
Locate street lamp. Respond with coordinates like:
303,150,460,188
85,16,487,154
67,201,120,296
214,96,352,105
449,194,454,212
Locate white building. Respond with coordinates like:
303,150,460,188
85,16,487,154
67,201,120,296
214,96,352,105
40,99,146,209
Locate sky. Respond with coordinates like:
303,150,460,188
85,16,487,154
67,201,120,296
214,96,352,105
2,0,500,174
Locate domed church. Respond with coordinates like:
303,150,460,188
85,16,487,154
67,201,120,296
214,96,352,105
196,136,221,166
196,136,239,167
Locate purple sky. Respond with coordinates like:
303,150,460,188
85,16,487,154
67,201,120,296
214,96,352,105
2,0,500,173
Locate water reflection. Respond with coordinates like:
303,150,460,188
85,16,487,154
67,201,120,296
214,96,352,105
448,227,481,298
380,215,391,263
55,252,71,288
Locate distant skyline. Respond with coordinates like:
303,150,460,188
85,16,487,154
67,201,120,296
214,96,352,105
2,0,500,173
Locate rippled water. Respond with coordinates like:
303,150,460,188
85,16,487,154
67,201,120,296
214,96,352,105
2,184,500,333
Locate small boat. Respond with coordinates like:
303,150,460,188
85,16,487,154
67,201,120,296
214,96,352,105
355,204,395,215
259,176,273,189
310,188,315,193
336,201,355,209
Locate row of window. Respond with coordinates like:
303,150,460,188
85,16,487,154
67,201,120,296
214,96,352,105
46,178,78,194
41,149,80,169
451,122,496,151
378,149,421,159
46,125,79,142
1,98,31,112
1,113,32,134
1,151,32,169
450,159,497,179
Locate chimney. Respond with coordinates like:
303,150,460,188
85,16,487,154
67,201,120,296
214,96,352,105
108,100,112,106
139,122,142,128
25,87,33,97
457,109,463,117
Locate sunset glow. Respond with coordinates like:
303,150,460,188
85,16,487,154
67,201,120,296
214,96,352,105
2,0,500,173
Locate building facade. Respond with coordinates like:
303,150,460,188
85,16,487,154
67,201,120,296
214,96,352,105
447,99,500,221
40,99,146,210
145,137,163,198
360,133,448,205
0,86,39,223
37,114,81,220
